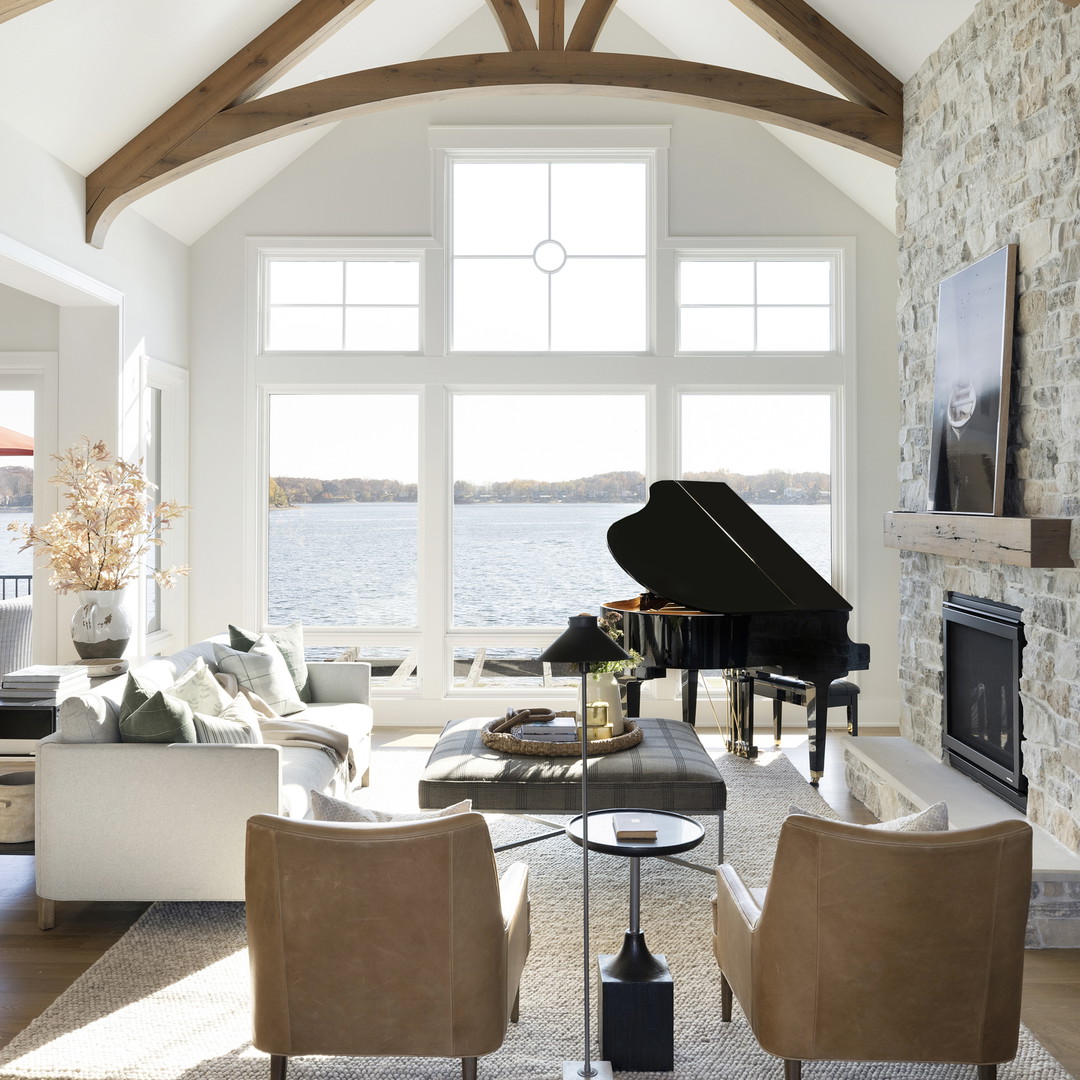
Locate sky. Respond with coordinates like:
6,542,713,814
268,392,831,483
4,389,831,480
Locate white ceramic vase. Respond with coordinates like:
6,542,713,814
71,588,131,660
588,671,625,736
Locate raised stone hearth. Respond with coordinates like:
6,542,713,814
842,735,1080,948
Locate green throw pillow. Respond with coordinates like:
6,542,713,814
119,691,196,744
119,670,157,723
229,621,310,703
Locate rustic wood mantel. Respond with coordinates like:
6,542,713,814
883,512,1074,568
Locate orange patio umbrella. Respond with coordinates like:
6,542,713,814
0,426,33,456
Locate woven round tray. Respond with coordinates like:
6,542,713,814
480,714,643,757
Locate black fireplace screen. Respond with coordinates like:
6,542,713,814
942,594,1026,808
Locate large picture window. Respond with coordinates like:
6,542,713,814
451,393,645,628
266,394,419,628
680,393,834,580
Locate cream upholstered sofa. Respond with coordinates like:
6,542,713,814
34,633,372,929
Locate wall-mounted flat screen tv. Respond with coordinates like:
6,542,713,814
927,244,1017,515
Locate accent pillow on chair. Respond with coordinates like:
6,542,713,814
310,789,471,823
788,799,949,832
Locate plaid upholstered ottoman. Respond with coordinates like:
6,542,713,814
418,716,726,860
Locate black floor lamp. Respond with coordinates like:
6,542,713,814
540,613,630,1080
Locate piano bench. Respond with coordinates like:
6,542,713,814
417,715,726,862
750,673,860,745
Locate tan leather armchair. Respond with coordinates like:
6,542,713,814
713,814,1032,1080
246,811,530,1080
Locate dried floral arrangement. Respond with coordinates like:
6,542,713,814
7,438,189,594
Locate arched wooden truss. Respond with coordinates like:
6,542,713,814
74,0,914,246
2,0,1074,244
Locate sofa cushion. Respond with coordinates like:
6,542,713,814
213,637,304,716
169,657,234,716
310,789,471,823
281,746,343,819
120,691,197,744
119,670,156,723
193,695,264,744
58,693,121,743
229,621,311,703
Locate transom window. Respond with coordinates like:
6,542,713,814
450,159,649,352
678,257,833,352
265,257,421,352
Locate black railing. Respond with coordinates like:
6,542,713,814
0,575,31,599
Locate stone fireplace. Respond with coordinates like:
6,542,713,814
891,0,1080,860
941,593,1026,810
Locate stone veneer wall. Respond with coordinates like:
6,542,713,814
897,0,1080,853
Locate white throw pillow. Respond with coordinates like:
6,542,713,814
192,694,265,744
168,656,235,717
788,800,949,832
213,635,305,716
309,790,472,823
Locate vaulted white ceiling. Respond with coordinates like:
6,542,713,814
0,0,978,244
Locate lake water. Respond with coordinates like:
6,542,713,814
2,502,831,625
268,501,830,627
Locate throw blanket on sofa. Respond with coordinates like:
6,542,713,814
215,670,356,785
258,717,357,786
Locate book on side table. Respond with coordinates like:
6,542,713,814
612,813,658,841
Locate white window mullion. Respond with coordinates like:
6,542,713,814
419,385,451,699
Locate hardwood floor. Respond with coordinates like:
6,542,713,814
0,729,1076,1077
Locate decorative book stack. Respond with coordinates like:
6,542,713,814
514,716,580,742
0,665,91,704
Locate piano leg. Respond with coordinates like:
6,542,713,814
805,680,830,784
681,669,698,726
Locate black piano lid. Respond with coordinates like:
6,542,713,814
606,480,852,615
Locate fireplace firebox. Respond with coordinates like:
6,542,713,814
942,593,1027,810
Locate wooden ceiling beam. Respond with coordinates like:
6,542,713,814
726,0,903,119
85,0,378,246
566,0,618,51
539,0,565,50
484,0,538,51
0,0,54,26
89,53,898,242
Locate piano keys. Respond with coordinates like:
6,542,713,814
603,480,869,783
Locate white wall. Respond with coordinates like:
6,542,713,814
0,117,190,661
190,92,902,726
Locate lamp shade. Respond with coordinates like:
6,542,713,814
539,613,631,665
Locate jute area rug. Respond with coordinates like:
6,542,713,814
0,744,1069,1080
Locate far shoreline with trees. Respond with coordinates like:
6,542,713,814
269,469,830,507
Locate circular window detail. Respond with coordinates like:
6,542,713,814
533,239,568,274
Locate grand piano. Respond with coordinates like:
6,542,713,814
603,480,869,783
